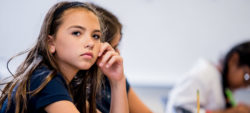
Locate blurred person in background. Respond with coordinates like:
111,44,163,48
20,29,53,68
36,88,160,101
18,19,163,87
166,41,250,113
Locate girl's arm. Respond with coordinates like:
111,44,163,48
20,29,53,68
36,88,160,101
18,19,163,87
45,100,80,113
97,42,129,113
210,104,250,113
109,75,129,113
45,100,102,113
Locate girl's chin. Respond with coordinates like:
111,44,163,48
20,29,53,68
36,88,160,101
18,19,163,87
78,64,94,70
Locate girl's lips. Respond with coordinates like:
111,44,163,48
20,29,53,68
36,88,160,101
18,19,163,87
81,52,93,59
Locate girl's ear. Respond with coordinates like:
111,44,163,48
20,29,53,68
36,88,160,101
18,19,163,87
48,35,56,54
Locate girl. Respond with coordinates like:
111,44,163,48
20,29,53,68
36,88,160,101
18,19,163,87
0,1,128,113
90,3,153,113
166,41,250,113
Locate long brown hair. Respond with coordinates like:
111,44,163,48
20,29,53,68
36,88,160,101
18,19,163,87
0,1,104,113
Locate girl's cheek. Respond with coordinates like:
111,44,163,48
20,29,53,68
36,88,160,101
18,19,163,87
98,43,102,51
96,43,101,56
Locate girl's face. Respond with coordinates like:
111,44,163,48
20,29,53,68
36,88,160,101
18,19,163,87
49,8,101,74
227,54,250,90
228,65,250,90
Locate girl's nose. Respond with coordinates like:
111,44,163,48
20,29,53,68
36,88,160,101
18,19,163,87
84,37,94,49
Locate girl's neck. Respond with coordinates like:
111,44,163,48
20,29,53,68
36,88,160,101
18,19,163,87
57,63,78,84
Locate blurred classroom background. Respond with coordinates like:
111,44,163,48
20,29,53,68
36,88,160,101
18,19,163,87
1,0,250,113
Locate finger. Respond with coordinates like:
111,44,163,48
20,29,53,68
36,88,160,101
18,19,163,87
237,105,249,113
97,56,102,67
99,51,117,67
106,55,122,68
98,43,108,57
98,42,113,57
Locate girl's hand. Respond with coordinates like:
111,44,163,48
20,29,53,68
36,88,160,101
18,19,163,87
233,104,250,113
97,42,125,84
97,42,129,113
212,104,250,113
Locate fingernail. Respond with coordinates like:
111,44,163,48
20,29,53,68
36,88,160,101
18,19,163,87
106,64,109,68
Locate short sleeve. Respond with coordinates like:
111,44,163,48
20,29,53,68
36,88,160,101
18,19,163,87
29,66,73,110
125,79,130,93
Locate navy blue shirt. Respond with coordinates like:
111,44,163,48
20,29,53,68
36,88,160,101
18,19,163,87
0,65,72,113
96,76,130,113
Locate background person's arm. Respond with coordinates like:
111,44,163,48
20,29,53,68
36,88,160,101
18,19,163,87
210,104,250,113
128,88,153,113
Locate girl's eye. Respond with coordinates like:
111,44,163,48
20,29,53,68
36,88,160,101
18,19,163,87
92,34,101,39
72,31,81,36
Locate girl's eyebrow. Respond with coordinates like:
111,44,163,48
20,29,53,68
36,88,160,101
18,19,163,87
68,25,86,30
68,25,101,33
93,30,101,34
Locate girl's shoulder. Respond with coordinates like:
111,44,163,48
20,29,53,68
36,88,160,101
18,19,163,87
28,65,73,112
29,65,66,91
29,65,62,91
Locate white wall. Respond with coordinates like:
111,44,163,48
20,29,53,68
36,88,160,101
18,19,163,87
1,0,250,86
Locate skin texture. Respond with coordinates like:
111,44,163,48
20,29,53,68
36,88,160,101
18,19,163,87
48,8,102,83
227,53,250,90
46,8,129,113
211,104,250,113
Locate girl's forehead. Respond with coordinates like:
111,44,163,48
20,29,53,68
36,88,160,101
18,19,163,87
67,7,88,12
60,8,100,29
62,8,92,18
